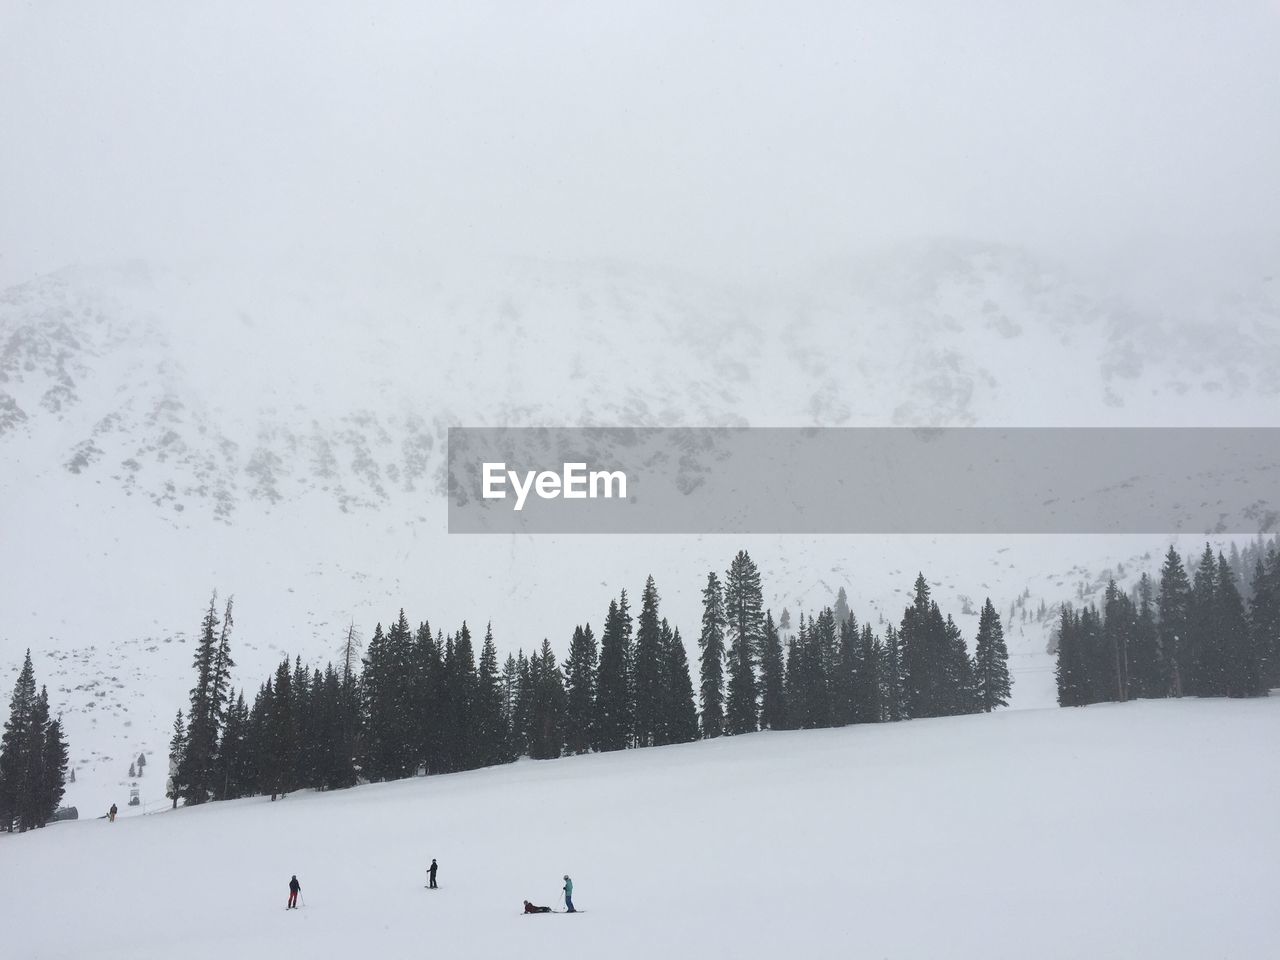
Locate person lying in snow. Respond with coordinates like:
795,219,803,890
523,900,552,914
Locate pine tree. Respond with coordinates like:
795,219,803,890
412,622,445,774
447,622,479,771
1102,580,1134,702
338,623,364,781
0,660,63,829
315,664,356,789
855,624,885,723
528,639,566,759
595,598,631,752
1129,574,1162,699
0,651,39,832
781,628,804,730
500,653,519,756
263,659,298,799
214,691,250,799
698,572,727,739
882,625,904,722
758,610,787,729
792,609,836,728
1187,545,1220,696
40,714,69,822
632,576,664,748
17,688,50,830
899,574,935,719
563,624,598,755
475,624,510,766
1250,551,1280,690
619,589,635,744
212,691,238,803
1218,554,1262,697
724,551,763,734
295,667,324,789
361,622,391,778
512,650,533,758
363,615,417,780
246,683,271,794
1055,606,1090,707
831,613,861,726
166,710,186,809
178,594,221,805
941,615,977,715
973,598,1011,711
1158,547,1192,696
211,598,235,732
782,614,807,728
1078,604,1109,704
1267,547,1280,687
661,624,699,744
834,587,852,627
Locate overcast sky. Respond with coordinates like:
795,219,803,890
1,1,1277,287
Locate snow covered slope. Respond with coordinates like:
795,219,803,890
2,696,1276,960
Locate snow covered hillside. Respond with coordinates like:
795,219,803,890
2,696,1276,960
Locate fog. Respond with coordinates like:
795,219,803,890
1,1,1277,288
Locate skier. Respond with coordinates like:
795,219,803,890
108,803,117,823
523,900,552,914
427,858,438,889
287,875,302,909
562,874,575,913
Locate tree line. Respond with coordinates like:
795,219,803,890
1056,544,1278,706
168,551,1012,805
0,650,70,832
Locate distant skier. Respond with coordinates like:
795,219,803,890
562,874,575,913
108,803,117,823
428,858,438,889
287,875,301,909
523,900,552,914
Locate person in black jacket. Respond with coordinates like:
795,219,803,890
428,858,438,889
287,875,301,909
523,900,551,914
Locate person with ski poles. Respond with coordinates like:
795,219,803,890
287,875,302,909
428,858,438,889
562,874,575,913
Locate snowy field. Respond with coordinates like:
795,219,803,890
3,695,1276,960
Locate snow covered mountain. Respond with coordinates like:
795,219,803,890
3,4,1277,957
2,244,1277,815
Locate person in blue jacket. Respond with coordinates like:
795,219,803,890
562,874,575,913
